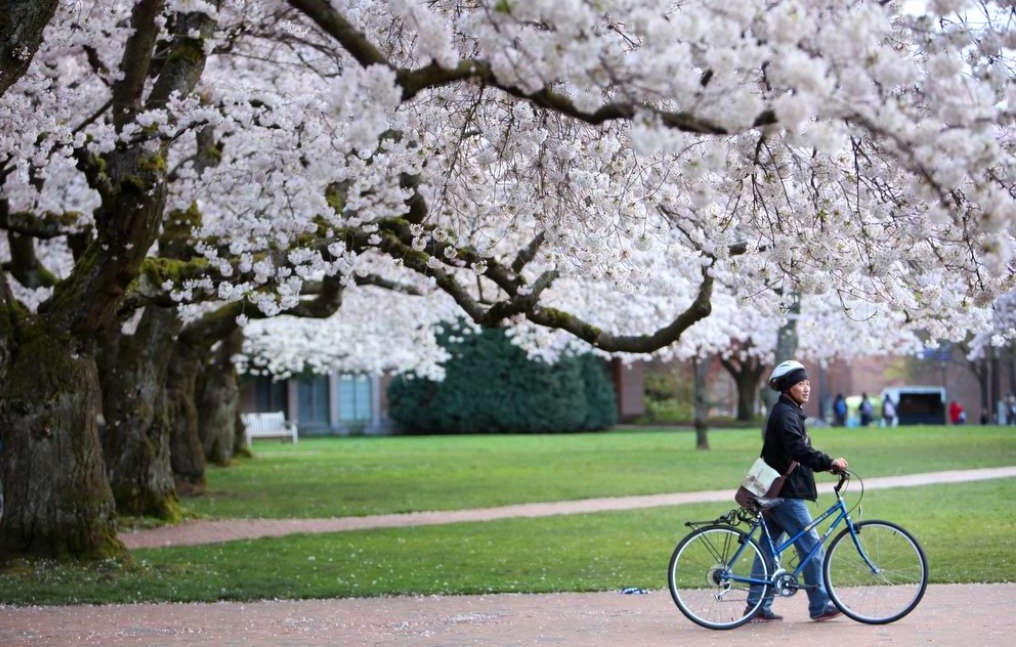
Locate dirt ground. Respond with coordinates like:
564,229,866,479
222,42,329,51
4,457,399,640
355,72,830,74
3,585,1013,646
2,467,1014,646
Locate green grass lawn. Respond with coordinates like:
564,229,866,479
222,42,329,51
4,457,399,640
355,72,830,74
185,424,1016,518
2,425,1014,605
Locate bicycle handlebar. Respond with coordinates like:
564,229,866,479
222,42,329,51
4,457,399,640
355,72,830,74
832,468,853,494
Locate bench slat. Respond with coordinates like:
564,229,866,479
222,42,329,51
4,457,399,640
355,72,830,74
242,411,298,443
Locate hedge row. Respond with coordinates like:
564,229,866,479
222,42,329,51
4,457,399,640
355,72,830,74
388,324,618,434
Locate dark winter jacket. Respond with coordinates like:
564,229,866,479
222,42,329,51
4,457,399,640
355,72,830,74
760,393,835,501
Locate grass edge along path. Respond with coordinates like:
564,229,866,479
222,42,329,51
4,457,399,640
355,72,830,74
120,465,1016,548
182,426,1016,519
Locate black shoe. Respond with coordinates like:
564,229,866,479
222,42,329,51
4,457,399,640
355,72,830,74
748,608,783,623
811,604,841,621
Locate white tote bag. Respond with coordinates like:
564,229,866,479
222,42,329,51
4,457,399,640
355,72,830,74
740,458,784,498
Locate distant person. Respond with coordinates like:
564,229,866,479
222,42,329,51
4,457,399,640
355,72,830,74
1007,393,1016,425
882,393,897,428
949,400,966,425
832,394,847,427
858,393,874,427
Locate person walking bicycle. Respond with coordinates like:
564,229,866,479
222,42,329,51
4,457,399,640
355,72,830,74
745,360,848,623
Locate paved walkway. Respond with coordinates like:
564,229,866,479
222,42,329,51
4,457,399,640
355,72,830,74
121,466,1016,548
3,584,1014,646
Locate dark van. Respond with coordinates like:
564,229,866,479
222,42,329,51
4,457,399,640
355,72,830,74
880,386,947,425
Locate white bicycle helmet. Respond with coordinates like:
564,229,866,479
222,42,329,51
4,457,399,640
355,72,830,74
768,360,808,392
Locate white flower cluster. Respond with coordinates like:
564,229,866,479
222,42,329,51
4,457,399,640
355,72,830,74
239,285,456,381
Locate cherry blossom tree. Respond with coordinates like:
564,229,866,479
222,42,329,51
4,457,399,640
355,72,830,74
2,1,219,558
1,0,1014,561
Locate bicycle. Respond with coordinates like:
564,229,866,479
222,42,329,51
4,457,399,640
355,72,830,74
667,470,928,630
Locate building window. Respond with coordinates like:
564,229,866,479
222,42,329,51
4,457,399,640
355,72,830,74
297,374,330,434
253,375,287,412
339,374,372,424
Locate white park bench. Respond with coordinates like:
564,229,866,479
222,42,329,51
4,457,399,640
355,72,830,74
241,411,298,444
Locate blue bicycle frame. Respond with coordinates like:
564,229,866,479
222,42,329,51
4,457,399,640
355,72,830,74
733,477,878,588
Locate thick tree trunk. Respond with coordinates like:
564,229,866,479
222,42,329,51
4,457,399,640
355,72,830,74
0,326,124,558
98,306,181,520
166,306,251,493
167,342,207,496
197,330,242,466
720,354,766,422
734,371,757,421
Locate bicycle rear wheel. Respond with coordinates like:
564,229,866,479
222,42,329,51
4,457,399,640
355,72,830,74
824,520,928,624
667,524,768,630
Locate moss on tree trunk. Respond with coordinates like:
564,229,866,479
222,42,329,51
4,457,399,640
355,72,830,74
98,306,181,520
167,342,207,496
0,326,125,559
197,329,242,467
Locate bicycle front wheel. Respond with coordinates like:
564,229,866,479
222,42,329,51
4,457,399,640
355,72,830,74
667,524,768,630
824,520,928,624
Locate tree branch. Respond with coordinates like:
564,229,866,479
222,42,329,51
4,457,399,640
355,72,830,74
111,0,166,128
285,0,777,135
286,0,389,69
526,263,714,353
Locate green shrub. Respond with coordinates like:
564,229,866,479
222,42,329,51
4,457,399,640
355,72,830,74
388,324,617,434
641,397,692,423
640,363,693,423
